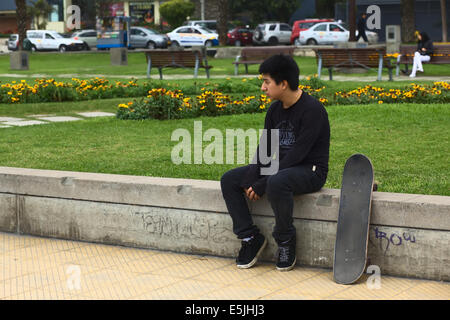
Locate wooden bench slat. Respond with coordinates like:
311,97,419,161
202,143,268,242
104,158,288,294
313,47,392,81
145,49,212,79
234,46,295,75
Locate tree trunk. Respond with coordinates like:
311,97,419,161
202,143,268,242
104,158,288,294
217,0,228,46
441,0,448,42
15,0,27,50
348,0,356,41
401,0,415,43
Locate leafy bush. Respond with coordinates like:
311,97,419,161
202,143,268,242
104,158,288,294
159,0,195,28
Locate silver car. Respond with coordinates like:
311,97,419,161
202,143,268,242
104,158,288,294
71,29,97,50
129,26,170,49
253,22,292,46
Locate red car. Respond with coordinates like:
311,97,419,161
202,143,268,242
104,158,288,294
227,26,253,46
291,18,334,45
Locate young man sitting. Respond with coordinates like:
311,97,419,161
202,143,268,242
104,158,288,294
220,54,330,271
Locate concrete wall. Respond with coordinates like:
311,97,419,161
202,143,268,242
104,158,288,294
0,166,449,281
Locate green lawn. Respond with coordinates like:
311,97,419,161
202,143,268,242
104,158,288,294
1,51,450,79
0,100,448,196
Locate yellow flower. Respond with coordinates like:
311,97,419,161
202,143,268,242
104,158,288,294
378,100,383,104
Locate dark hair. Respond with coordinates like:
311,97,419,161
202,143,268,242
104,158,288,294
258,54,299,90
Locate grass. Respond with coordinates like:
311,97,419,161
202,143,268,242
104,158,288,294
0,101,448,196
1,51,450,78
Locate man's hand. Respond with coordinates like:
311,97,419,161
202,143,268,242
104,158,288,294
244,187,260,201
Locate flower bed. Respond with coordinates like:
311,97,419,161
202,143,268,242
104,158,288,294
0,78,152,104
117,80,450,120
117,88,272,120
334,82,450,105
1,77,449,118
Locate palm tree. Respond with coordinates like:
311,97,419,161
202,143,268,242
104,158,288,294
401,0,415,43
28,0,54,30
441,0,447,42
15,0,27,50
217,0,229,45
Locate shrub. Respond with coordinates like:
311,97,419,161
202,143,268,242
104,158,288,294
159,0,195,29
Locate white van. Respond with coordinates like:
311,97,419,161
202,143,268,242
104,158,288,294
26,30,85,52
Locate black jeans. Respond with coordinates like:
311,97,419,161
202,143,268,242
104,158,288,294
356,30,368,42
220,164,327,245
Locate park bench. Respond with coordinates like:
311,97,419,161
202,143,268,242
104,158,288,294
233,46,295,75
395,44,450,76
145,48,212,79
313,47,396,81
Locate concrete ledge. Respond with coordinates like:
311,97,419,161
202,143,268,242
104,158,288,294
0,166,449,281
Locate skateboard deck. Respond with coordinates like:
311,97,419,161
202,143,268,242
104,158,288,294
333,153,374,284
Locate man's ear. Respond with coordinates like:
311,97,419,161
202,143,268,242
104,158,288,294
281,80,289,90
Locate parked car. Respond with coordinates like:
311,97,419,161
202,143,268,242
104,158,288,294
167,25,218,47
227,26,253,46
253,22,292,46
26,30,85,52
71,29,97,50
129,26,170,49
183,20,218,33
7,34,19,51
183,20,235,34
298,22,378,45
291,18,334,45
7,34,34,51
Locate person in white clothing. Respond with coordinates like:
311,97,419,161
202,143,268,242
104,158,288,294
409,32,434,78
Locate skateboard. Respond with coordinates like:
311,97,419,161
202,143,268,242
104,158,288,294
333,153,374,284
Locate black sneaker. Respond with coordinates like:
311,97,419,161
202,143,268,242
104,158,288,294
276,242,296,271
236,233,267,269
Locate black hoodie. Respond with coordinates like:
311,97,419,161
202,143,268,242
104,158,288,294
417,32,434,56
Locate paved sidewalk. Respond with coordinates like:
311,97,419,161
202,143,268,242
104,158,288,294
1,232,448,300
0,112,115,129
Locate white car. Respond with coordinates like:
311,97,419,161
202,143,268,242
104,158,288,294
167,26,219,47
183,20,218,33
299,22,378,45
26,30,85,52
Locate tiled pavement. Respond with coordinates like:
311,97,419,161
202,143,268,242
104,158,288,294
0,112,116,129
1,232,448,300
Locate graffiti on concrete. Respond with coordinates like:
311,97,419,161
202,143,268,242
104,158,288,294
134,209,233,243
372,226,416,254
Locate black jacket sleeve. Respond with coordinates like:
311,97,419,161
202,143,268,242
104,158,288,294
239,105,274,192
